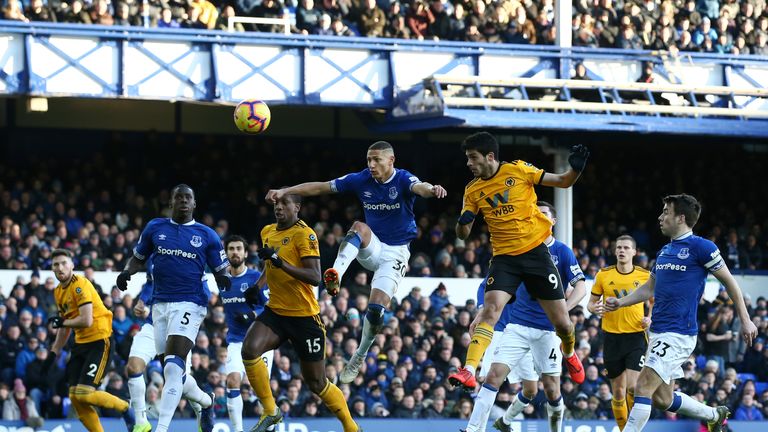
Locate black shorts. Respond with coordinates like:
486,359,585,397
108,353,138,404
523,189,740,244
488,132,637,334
486,243,564,302
67,338,111,387
257,307,326,362
603,331,648,379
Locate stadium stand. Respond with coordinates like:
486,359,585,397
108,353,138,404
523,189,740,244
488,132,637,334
0,133,767,425
2,0,768,55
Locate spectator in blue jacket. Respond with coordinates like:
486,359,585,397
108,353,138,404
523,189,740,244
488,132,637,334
734,393,764,420
692,16,718,45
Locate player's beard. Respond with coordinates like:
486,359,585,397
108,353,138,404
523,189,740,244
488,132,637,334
229,257,243,268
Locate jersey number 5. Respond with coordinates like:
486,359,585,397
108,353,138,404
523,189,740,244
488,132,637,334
181,312,191,325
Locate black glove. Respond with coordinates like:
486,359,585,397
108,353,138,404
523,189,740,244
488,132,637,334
48,316,64,329
244,284,262,306
234,311,256,326
568,144,590,172
257,247,283,268
214,273,231,291
41,352,55,376
116,270,131,291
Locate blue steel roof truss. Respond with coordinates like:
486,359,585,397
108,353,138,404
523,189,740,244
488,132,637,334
126,41,211,99
32,36,118,95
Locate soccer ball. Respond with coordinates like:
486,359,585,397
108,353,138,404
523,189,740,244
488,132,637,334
233,99,271,134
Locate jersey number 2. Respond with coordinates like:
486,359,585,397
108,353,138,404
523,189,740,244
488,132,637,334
87,363,98,377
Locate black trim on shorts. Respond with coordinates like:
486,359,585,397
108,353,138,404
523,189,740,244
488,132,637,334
603,331,648,379
485,243,565,302
67,338,111,387
257,306,327,362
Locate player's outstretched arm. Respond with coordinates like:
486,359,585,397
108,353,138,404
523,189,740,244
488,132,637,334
540,145,590,189
116,256,146,291
605,277,655,311
265,182,334,203
412,182,447,199
712,266,758,345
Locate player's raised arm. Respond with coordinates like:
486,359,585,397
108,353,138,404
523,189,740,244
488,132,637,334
266,182,334,203
411,182,447,198
566,279,587,311
711,266,758,345
539,145,590,189
605,277,655,311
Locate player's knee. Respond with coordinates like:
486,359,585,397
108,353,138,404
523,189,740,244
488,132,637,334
226,373,241,390
306,377,327,395
541,377,559,399
652,391,672,409
366,304,386,326
349,221,370,235
241,340,260,360
485,368,506,388
163,355,185,375
553,319,572,334
481,303,501,322
126,358,144,377
522,382,538,400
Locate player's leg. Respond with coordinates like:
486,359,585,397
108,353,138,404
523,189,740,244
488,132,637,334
451,259,516,390
323,221,373,292
155,302,209,432
622,366,663,432
534,330,564,432
653,378,729,430
69,339,134,430
541,375,565,432
521,245,582,383
624,332,648,412
301,359,359,432
341,236,402,383
610,371,629,429
66,346,105,432
226,342,246,432
465,362,510,432
242,310,284,432
127,323,156,432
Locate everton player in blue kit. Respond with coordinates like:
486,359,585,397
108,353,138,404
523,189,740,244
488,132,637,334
221,235,272,432
606,194,757,432
117,184,231,432
466,202,586,432
265,141,446,383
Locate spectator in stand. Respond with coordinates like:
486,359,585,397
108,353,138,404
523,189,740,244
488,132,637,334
25,0,56,22
157,8,180,28
1,379,43,428
190,0,218,29
406,0,436,41
253,0,286,33
734,393,764,420
693,16,718,45
2,0,28,22
296,0,322,34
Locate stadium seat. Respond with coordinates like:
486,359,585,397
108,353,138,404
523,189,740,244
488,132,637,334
696,355,707,370
755,381,768,395
738,373,757,382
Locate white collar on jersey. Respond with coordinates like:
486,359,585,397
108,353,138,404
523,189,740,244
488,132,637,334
375,168,397,185
231,267,248,278
673,231,693,241
544,237,556,248
169,218,196,226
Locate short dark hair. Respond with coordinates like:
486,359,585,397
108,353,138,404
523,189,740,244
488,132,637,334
51,249,73,260
663,194,701,227
536,201,556,219
368,141,393,152
615,234,637,248
461,132,499,158
172,184,195,197
224,235,248,250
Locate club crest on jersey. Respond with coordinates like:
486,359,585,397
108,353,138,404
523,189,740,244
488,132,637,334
550,254,559,265
240,282,249,292
158,234,166,241
389,187,398,199
282,237,290,245
190,235,202,248
677,248,690,260
505,177,515,187
634,280,640,287
487,277,495,285
76,287,82,294
309,234,317,241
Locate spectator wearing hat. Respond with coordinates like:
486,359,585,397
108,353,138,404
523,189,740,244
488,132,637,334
1,378,43,428
429,283,450,316
350,395,367,417
570,392,595,419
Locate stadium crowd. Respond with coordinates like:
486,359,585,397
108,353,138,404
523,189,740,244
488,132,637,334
0,137,767,424
2,0,768,55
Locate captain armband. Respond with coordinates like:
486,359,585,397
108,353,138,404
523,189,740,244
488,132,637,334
458,211,476,225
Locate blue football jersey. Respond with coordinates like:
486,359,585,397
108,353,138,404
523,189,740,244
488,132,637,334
134,218,229,307
477,239,584,332
330,168,420,246
221,268,268,343
650,232,724,335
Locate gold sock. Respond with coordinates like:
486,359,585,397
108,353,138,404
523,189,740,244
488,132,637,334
73,385,128,412
70,389,104,432
466,322,494,369
627,388,635,411
611,397,628,429
244,357,276,416
319,380,358,432
557,327,576,356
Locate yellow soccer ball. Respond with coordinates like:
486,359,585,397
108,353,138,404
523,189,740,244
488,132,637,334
233,99,271,134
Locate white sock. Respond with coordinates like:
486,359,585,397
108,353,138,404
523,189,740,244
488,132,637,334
227,389,244,432
182,373,212,408
546,397,564,432
466,384,498,432
332,234,361,279
625,397,653,432
503,392,531,424
156,357,185,432
465,365,476,375
669,392,717,421
128,374,148,425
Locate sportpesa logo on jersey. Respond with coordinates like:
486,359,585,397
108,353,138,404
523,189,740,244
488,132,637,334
363,202,402,211
656,262,687,271
222,296,246,304
156,246,198,259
